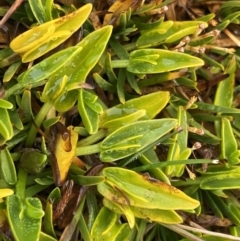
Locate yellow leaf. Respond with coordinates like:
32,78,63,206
10,4,92,62
0,188,13,199
51,124,78,186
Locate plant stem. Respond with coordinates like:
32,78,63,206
77,129,107,147
161,224,205,241
75,143,101,156
111,59,130,68
0,53,20,68
25,184,51,197
123,42,137,52
0,0,24,27
176,224,240,241
132,159,215,172
4,83,24,98
25,102,53,147
5,79,47,99
171,177,205,187
15,167,27,200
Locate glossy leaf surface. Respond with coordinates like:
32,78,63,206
221,118,240,165
166,106,189,177
100,119,177,161
29,0,54,23
0,148,17,185
51,25,112,112
18,46,82,85
6,195,43,241
10,4,92,62
200,174,240,190
137,21,208,47
127,49,204,74
90,206,130,241
78,89,101,134
0,99,13,109
0,107,13,144
103,198,182,226
100,91,170,130
98,167,200,210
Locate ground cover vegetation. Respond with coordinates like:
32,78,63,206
0,0,240,240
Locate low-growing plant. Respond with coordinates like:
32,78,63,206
0,0,240,241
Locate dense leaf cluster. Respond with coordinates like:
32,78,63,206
0,0,240,241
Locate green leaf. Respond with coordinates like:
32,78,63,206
70,25,113,84
139,149,170,184
78,89,99,134
137,21,173,47
221,118,240,164
3,61,21,83
24,197,45,219
90,207,130,241
117,68,126,104
100,91,170,129
103,198,182,225
101,110,146,130
197,165,240,175
204,190,240,226
39,232,57,241
17,26,111,111
126,71,141,94
20,149,48,175
103,198,135,228
0,107,13,143
93,73,115,92
214,56,235,108
41,75,68,103
70,174,104,186
100,119,177,162
229,204,240,227
21,89,33,121
201,191,223,218
6,195,43,241
137,21,208,47
99,167,200,210
0,148,17,185
200,174,240,190
82,90,98,104
43,201,56,238
105,53,118,84
196,102,240,114
131,206,182,224
43,117,61,129
166,106,189,177
128,49,204,74
28,0,53,23
52,25,113,112
18,46,82,85
0,99,13,109
85,100,103,114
